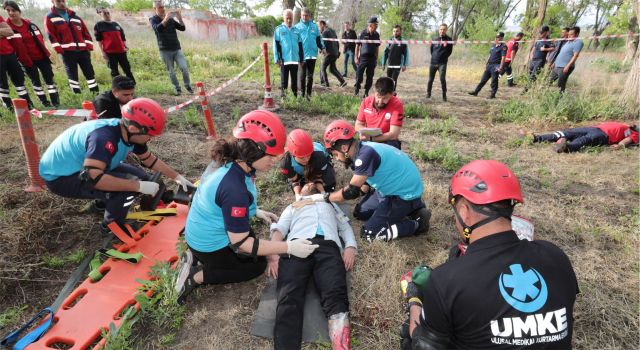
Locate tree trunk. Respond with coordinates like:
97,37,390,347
283,0,295,9
623,1,639,65
525,0,547,69
623,0,640,110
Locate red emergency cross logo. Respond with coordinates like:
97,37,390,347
231,207,247,218
105,141,115,155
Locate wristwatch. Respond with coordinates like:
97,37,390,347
323,192,331,203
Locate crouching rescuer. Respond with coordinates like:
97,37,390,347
38,98,193,235
403,160,579,349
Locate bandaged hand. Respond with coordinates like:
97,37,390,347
138,181,159,196
287,239,319,258
174,174,194,192
256,209,278,225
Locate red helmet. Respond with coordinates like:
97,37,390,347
233,110,287,156
323,120,355,149
450,160,523,205
286,129,314,157
121,98,165,136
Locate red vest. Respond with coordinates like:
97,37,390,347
7,18,50,66
44,7,93,54
0,16,14,55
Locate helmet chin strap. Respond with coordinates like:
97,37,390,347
122,121,148,146
341,140,356,168
450,197,512,244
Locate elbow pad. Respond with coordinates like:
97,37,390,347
411,325,450,350
79,166,104,186
342,184,362,200
228,230,260,262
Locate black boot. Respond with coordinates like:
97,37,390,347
442,91,447,102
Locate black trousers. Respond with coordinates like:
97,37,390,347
550,66,575,93
473,63,500,96
61,51,99,93
528,59,545,82
299,58,316,97
0,53,33,109
190,244,266,285
320,54,344,87
354,190,422,240
274,238,348,350
427,63,447,94
107,52,135,82
533,127,608,152
24,59,59,106
280,64,298,97
355,56,376,95
44,163,149,229
386,68,401,90
502,62,514,85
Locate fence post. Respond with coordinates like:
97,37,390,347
259,42,278,111
82,100,97,119
13,98,45,192
195,81,217,140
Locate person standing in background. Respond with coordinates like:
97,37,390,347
94,7,135,82
341,21,357,78
427,23,453,102
318,20,346,88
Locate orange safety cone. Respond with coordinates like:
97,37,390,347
13,98,45,192
259,42,278,111
195,82,217,139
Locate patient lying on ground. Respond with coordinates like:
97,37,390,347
267,183,357,350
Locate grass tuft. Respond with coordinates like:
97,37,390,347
411,139,470,171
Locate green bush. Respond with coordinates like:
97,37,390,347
590,57,631,73
411,140,469,172
281,93,360,119
114,0,153,12
497,87,631,124
253,15,280,37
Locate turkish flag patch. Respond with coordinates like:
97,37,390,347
104,141,115,155
280,168,289,175
231,207,247,218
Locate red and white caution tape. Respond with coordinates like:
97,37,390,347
164,54,261,113
30,108,93,119
30,54,262,118
322,32,640,45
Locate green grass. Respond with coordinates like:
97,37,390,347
43,255,66,269
405,103,439,119
496,86,632,124
590,57,631,73
418,116,458,136
280,93,361,119
411,139,470,172
0,305,28,328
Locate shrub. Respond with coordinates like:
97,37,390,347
405,103,439,119
281,93,360,119
419,116,457,136
253,15,280,37
497,86,631,124
113,0,153,13
411,140,469,172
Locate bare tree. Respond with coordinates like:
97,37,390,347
524,0,547,69
623,2,638,64
450,0,478,40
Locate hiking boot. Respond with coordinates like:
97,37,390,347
174,88,182,96
468,91,478,96
553,138,568,153
442,92,447,102
353,89,359,96
488,94,496,99
339,81,348,88
410,207,431,235
177,265,202,305
175,249,194,293
426,91,431,98
185,86,194,94
508,82,517,87
80,199,106,214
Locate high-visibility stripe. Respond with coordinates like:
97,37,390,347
50,17,65,23
51,42,61,47
70,18,81,23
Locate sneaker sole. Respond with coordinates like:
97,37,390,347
175,250,193,293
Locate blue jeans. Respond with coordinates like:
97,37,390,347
160,49,191,90
44,163,149,228
342,50,356,76
353,190,423,240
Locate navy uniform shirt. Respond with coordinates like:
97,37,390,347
39,119,147,181
487,43,507,65
357,29,380,58
532,40,552,61
419,231,579,349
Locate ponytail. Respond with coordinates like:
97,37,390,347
209,137,265,165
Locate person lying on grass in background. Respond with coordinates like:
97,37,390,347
354,77,404,150
403,160,579,350
520,122,639,153
306,120,430,242
175,111,319,305
280,129,336,200
267,183,356,350
38,98,193,236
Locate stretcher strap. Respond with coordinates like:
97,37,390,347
1,308,54,350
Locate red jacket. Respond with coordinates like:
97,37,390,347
7,18,50,67
94,20,126,54
0,15,14,55
44,7,93,54
596,122,639,144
